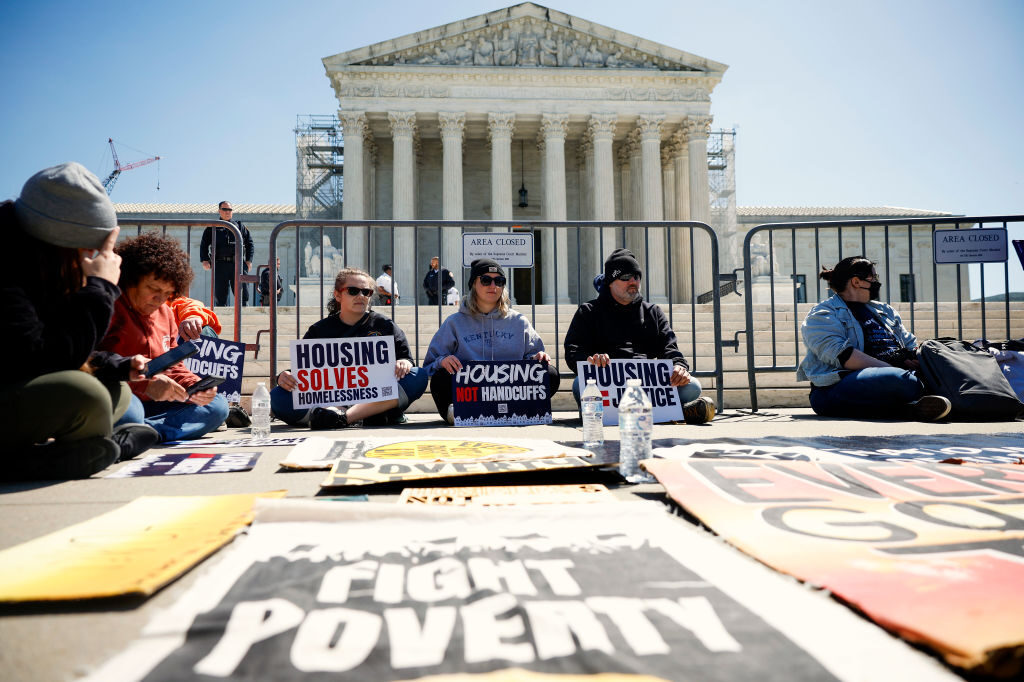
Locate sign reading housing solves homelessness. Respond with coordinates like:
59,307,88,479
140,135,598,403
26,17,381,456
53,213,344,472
576,359,684,425
289,336,398,410
85,502,958,681
453,360,552,426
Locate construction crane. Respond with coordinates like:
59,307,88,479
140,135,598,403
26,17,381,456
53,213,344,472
102,138,160,195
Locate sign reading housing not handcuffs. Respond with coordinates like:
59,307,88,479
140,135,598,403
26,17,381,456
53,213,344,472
462,232,534,267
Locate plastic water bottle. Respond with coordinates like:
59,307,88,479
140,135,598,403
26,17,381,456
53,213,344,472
251,382,271,440
618,378,654,483
581,379,605,449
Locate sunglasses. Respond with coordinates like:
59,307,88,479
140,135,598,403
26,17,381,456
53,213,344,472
343,286,374,297
220,207,233,211
478,275,506,287
616,273,641,282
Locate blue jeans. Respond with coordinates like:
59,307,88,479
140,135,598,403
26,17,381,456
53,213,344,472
271,367,429,426
571,374,703,409
117,394,229,442
809,367,923,417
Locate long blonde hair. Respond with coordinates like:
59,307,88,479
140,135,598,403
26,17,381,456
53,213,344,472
326,267,373,317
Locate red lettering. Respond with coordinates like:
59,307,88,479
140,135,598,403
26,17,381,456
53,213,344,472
296,369,309,392
332,367,345,390
357,366,369,387
310,368,323,391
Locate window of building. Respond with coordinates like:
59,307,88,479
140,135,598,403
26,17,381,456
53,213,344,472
792,274,807,303
900,274,916,302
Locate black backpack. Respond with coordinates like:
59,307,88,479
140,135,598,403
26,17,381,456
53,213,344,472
917,338,1024,421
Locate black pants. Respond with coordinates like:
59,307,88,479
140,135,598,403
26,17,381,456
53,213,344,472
213,260,249,306
429,364,561,419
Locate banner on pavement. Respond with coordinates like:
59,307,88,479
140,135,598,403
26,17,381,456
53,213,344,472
85,502,959,682
106,452,261,478
183,337,245,404
645,457,1024,675
399,484,615,506
289,336,398,409
453,360,552,426
576,359,684,425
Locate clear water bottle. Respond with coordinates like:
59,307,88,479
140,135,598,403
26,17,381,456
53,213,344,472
581,379,604,449
251,382,271,440
618,378,654,483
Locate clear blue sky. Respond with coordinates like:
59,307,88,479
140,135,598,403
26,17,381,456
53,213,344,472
2,0,1022,289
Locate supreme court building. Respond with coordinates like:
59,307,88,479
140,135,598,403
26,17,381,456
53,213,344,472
322,2,728,304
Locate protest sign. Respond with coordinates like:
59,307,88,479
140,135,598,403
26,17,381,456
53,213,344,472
280,437,593,470
322,455,604,488
288,336,398,410
165,436,308,449
182,337,245,403
87,502,959,681
576,359,684,425
0,492,284,602
453,360,552,426
399,484,615,506
645,457,1024,676
106,452,261,478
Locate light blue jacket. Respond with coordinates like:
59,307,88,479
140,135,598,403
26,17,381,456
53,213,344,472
423,298,545,376
797,293,917,387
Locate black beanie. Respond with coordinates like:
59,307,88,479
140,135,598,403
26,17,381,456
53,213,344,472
468,258,505,287
603,248,642,282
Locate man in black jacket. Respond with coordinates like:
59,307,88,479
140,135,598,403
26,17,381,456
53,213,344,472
422,256,455,305
200,201,254,306
563,248,715,424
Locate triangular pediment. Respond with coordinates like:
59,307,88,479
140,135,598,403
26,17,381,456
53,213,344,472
323,2,727,74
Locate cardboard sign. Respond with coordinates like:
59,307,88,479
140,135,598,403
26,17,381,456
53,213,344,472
453,360,552,426
288,336,398,409
280,437,593,471
323,456,603,488
165,436,308,449
933,227,1007,264
399,484,615,506
0,492,284,602
106,452,261,478
576,359,685,425
182,336,245,403
87,502,959,681
462,232,534,267
645,458,1024,675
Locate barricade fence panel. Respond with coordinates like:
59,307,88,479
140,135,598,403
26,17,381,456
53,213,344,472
742,215,1024,412
266,220,724,409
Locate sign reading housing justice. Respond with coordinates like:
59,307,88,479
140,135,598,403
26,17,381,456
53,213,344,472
577,359,684,425
288,337,398,410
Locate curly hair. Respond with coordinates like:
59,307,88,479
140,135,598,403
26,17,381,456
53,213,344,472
115,232,193,297
325,267,374,317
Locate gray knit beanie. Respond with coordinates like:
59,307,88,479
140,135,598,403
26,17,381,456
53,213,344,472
14,162,117,249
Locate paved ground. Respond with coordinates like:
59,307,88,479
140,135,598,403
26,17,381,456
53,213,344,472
0,408,1020,681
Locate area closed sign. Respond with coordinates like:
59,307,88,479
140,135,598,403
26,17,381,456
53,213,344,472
462,232,534,267
933,227,1007,264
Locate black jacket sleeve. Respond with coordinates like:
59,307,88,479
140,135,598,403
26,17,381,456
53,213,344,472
649,304,689,371
563,306,593,374
239,222,254,263
443,269,456,291
199,226,213,263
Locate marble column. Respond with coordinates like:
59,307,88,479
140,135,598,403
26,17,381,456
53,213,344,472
389,111,417,303
488,113,515,221
670,129,693,301
439,112,465,279
579,136,595,287
625,130,644,261
637,115,666,301
589,114,617,268
339,111,367,271
541,113,569,304
617,144,631,225
686,115,714,298
662,146,676,221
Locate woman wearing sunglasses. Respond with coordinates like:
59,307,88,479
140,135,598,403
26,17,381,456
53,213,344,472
271,267,428,429
424,258,560,424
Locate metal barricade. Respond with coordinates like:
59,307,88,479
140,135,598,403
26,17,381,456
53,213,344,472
116,219,247,342
266,220,725,409
742,215,1024,411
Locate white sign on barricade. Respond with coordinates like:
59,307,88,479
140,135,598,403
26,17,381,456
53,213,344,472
576,359,685,425
933,227,1007,264
288,336,398,410
462,231,534,267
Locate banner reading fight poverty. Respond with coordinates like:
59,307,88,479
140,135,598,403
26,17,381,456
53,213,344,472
644,457,1024,676
576,359,684,425
182,337,245,404
289,336,398,410
453,360,552,426
85,502,958,682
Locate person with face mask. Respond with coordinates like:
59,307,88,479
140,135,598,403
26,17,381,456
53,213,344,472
798,255,951,420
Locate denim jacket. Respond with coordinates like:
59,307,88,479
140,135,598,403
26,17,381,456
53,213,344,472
797,293,917,387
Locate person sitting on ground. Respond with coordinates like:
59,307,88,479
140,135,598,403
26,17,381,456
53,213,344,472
798,255,951,420
272,267,428,429
424,258,560,424
170,294,221,341
0,162,158,479
564,248,715,424
99,233,229,441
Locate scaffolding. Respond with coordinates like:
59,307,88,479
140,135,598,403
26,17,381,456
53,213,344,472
708,129,740,273
295,115,344,218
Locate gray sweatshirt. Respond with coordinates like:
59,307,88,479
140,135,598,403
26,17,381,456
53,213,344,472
423,298,545,376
